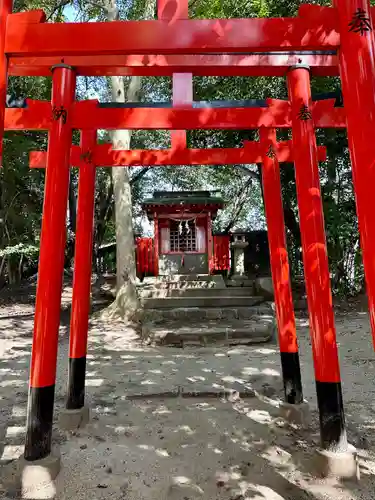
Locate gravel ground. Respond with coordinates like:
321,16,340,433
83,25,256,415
0,284,375,499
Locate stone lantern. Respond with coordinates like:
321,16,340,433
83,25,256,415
230,231,249,279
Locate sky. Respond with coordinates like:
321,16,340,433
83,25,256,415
64,4,77,21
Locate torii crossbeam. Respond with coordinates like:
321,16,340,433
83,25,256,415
5,97,346,131
30,141,327,168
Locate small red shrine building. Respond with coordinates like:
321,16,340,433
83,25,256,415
142,190,225,275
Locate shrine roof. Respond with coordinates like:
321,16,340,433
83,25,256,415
142,190,225,209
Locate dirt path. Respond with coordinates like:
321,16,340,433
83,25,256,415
0,285,375,499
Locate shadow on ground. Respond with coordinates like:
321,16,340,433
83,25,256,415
0,288,374,498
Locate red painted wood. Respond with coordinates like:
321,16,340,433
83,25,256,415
5,99,346,134
5,10,339,57
146,205,222,216
288,66,340,384
335,0,375,348
31,143,327,168
10,9,46,23
260,127,298,354
207,213,213,274
0,0,12,165
7,53,340,78
154,216,159,276
136,238,155,276
69,130,97,360
5,99,52,130
71,105,288,130
163,0,192,150
30,143,327,169
172,73,192,149
30,66,76,388
213,235,230,272
68,103,346,131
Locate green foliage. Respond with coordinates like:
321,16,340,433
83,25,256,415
0,243,39,258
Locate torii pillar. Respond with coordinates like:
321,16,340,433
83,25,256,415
59,130,97,431
288,65,357,479
335,0,375,349
260,127,308,425
23,65,76,477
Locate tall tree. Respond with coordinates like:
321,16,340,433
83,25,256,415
82,0,155,322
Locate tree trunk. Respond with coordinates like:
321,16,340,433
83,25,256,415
7,257,16,285
101,0,155,323
18,254,24,282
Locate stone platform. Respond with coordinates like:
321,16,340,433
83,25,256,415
141,274,275,346
148,318,275,346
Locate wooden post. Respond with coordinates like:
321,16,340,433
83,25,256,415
0,0,12,166
207,213,213,274
288,65,346,452
335,0,375,348
66,130,97,414
154,214,159,276
260,127,303,405
25,65,76,462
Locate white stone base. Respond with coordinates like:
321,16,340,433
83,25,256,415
314,445,359,479
19,450,61,498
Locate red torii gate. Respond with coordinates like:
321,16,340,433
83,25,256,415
30,126,327,416
25,92,345,467
1,0,373,481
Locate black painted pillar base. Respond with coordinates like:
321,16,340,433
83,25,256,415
316,380,347,452
66,356,86,410
24,385,55,461
280,351,303,405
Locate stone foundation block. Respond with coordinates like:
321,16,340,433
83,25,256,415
314,444,359,479
279,400,310,427
19,450,61,498
59,405,90,431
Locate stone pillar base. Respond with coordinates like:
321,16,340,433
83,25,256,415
314,445,359,479
279,401,310,427
59,405,90,431
18,450,61,498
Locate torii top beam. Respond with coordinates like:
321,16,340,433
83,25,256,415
6,5,375,77
5,7,340,57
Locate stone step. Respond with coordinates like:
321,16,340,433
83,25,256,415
142,296,264,309
148,319,275,346
226,278,255,288
144,305,273,322
139,280,222,290
139,287,257,299
143,274,226,287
